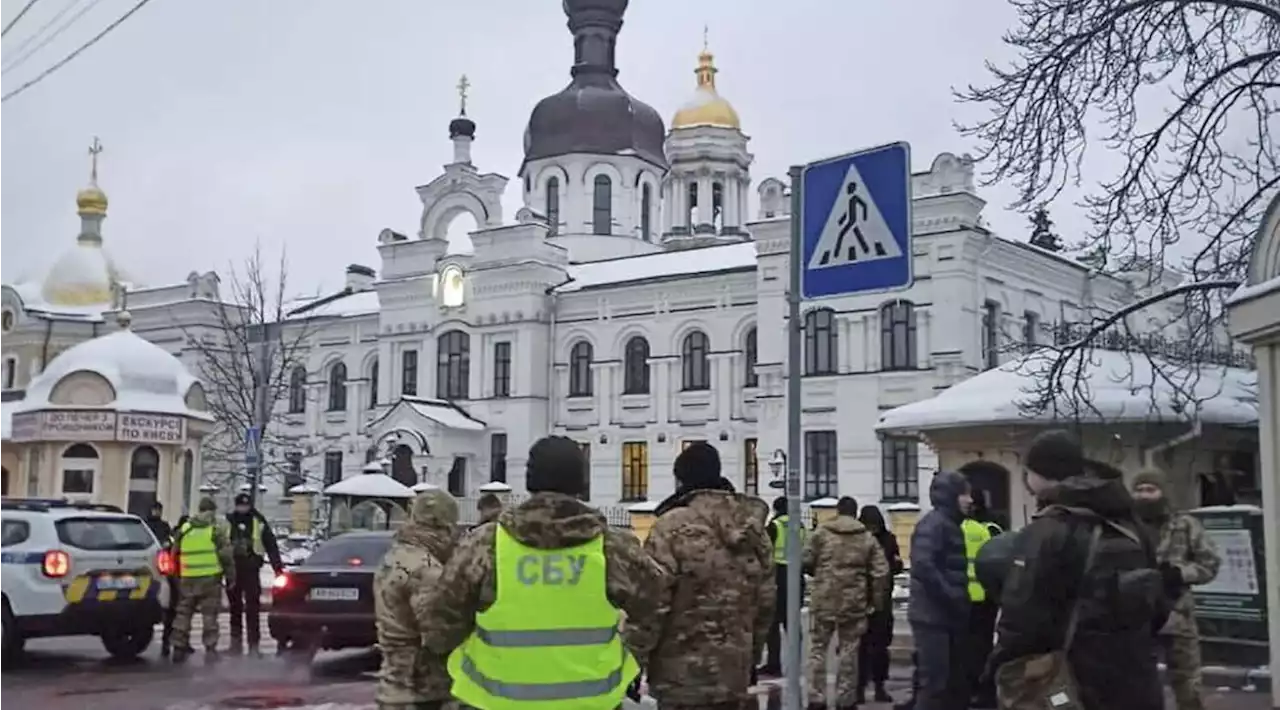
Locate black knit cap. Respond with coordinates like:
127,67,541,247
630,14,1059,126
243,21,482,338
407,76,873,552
1024,429,1085,481
673,441,722,490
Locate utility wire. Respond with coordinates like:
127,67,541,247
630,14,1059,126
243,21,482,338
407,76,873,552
3,0,100,76
2,0,156,103
1,0,41,38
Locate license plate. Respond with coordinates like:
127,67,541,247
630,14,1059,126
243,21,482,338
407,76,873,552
97,575,138,590
309,587,358,601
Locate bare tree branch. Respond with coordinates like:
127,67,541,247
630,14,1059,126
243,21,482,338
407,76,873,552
178,243,320,496
957,0,1275,413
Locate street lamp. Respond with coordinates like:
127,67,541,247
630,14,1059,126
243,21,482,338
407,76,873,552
768,449,787,489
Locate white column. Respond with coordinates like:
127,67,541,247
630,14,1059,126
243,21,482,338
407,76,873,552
652,359,670,423
662,181,673,233
697,177,712,226
1255,342,1280,709
726,177,740,229
378,340,393,404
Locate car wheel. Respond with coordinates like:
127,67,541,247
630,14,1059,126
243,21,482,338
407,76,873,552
101,624,154,659
2,603,24,661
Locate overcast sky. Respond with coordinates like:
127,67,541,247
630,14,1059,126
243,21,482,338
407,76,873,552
1,0,1086,295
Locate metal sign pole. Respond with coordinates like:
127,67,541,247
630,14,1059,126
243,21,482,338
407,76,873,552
247,331,272,510
784,164,805,710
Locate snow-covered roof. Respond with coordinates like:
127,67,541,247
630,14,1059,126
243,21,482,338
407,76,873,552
369,396,486,433
289,483,322,495
286,289,380,320
1227,275,1280,306
411,481,441,493
557,242,757,293
15,325,213,421
325,473,415,499
238,482,270,492
877,349,1258,433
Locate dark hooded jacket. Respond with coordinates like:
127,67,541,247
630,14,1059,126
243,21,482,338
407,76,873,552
907,470,970,629
992,475,1166,710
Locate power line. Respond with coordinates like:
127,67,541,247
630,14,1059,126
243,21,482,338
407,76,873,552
2,0,156,104
1,0,42,38
3,0,100,76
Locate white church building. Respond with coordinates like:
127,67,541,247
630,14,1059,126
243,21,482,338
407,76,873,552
1,0,1203,524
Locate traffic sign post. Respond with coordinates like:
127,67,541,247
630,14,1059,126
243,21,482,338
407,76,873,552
783,143,913,710
244,426,261,469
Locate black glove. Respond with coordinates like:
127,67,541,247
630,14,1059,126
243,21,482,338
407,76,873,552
625,677,642,702
1159,562,1184,595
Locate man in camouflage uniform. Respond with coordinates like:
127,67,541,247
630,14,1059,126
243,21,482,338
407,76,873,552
170,497,235,663
474,493,502,528
630,442,775,710
373,489,461,710
804,496,890,710
1132,468,1221,710
420,436,664,704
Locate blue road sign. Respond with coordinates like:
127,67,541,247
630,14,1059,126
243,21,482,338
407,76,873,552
245,426,261,468
800,142,913,300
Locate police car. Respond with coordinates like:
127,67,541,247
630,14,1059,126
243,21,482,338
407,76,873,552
1,498,172,660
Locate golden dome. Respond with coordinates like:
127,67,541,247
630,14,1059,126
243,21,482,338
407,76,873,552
671,48,741,130
76,184,108,216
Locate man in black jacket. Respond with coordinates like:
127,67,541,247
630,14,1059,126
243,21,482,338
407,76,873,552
144,502,178,657
991,430,1166,710
907,470,972,710
225,493,284,656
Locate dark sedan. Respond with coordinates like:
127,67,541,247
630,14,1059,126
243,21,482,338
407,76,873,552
267,530,393,661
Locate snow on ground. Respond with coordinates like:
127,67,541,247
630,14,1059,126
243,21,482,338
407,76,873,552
878,348,1257,433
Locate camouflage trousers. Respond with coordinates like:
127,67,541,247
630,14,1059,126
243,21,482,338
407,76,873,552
1160,633,1204,710
807,613,867,706
376,647,452,708
170,576,223,652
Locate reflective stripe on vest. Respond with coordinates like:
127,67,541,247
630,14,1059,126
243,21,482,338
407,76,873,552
446,527,639,709
962,518,992,602
178,523,222,578
772,515,807,564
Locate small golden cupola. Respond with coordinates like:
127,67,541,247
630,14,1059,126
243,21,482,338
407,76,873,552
670,32,741,131
41,137,124,308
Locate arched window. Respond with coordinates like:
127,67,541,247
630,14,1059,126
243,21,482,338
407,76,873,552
568,341,594,397
681,330,711,391
744,327,759,387
592,175,612,235
288,366,306,413
804,308,838,375
436,330,471,400
61,443,99,496
712,181,724,231
546,176,560,236
368,360,380,409
127,445,160,517
687,182,699,226
623,336,650,394
182,450,195,514
391,444,416,487
327,361,348,411
640,184,653,242
880,300,918,371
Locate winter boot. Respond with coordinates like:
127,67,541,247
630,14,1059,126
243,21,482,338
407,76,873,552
875,684,894,703
205,648,222,664
227,638,243,655
855,686,866,705
171,646,193,664
807,702,828,710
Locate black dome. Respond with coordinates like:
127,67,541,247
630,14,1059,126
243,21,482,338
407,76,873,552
449,115,476,139
521,0,667,172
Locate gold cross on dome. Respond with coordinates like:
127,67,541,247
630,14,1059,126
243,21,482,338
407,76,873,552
457,74,470,115
88,136,103,183
702,24,709,51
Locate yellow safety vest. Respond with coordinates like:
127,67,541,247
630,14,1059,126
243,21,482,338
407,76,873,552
447,527,639,710
772,515,808,565
230,516,267,558
962,518,993,602
178,523,222,578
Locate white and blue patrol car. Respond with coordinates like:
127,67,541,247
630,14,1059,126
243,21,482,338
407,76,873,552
1,498,172,660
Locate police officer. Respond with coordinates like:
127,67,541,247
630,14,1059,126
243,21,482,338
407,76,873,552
225,492,284,656
171,497,234,663
420,435,664,710
759,496,807,677
961,493,1001,709
143,501,179,657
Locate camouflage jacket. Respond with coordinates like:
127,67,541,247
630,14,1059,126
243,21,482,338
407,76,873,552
631,489,775,706
373,491,459,704
803,514,890,622
1152,511,1220,636
419,492,665,660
